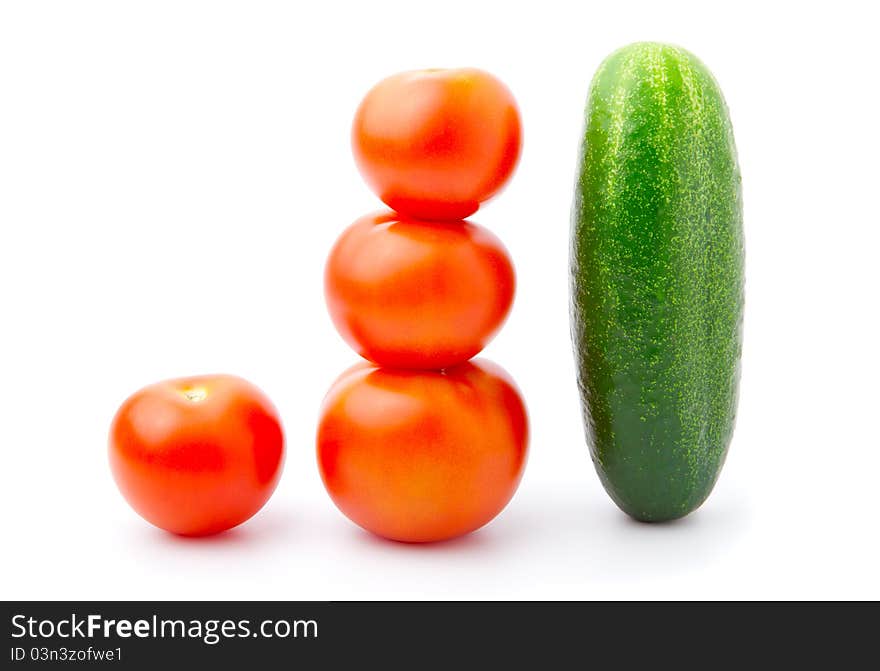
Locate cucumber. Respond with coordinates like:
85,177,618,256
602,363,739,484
571,43,744,521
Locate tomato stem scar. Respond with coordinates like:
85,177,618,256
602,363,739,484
181,388,207,403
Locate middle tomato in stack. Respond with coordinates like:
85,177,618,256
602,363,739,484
318,67,528,543
325,211,515,369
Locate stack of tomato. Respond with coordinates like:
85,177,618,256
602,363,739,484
318,68,529,543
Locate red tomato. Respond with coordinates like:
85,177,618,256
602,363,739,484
317,360,528,543
325,211,515,369
352,68,522,221
109,374,285,536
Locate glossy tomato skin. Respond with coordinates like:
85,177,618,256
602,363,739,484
317,360,528,543
109,374,285,536
352,68,522,221
325,211,515,369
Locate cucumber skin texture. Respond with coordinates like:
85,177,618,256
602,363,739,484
571,43,744,522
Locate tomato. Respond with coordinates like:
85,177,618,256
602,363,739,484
316,360,528,543
352,68,522,221
109,374,285,536
325,211,515,369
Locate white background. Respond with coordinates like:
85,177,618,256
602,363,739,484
1,1,878,600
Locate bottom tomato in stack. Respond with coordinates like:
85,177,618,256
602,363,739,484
317,361,528,543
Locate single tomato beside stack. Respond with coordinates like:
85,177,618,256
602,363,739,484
109,374,285,536
319,67,527,543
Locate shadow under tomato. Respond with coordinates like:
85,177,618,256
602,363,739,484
349,522,510,556
144,508,298,549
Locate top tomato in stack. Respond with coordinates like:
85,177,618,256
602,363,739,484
351,68,521,221
325,68,522,369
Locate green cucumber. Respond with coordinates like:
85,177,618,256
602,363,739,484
570,43,744,521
